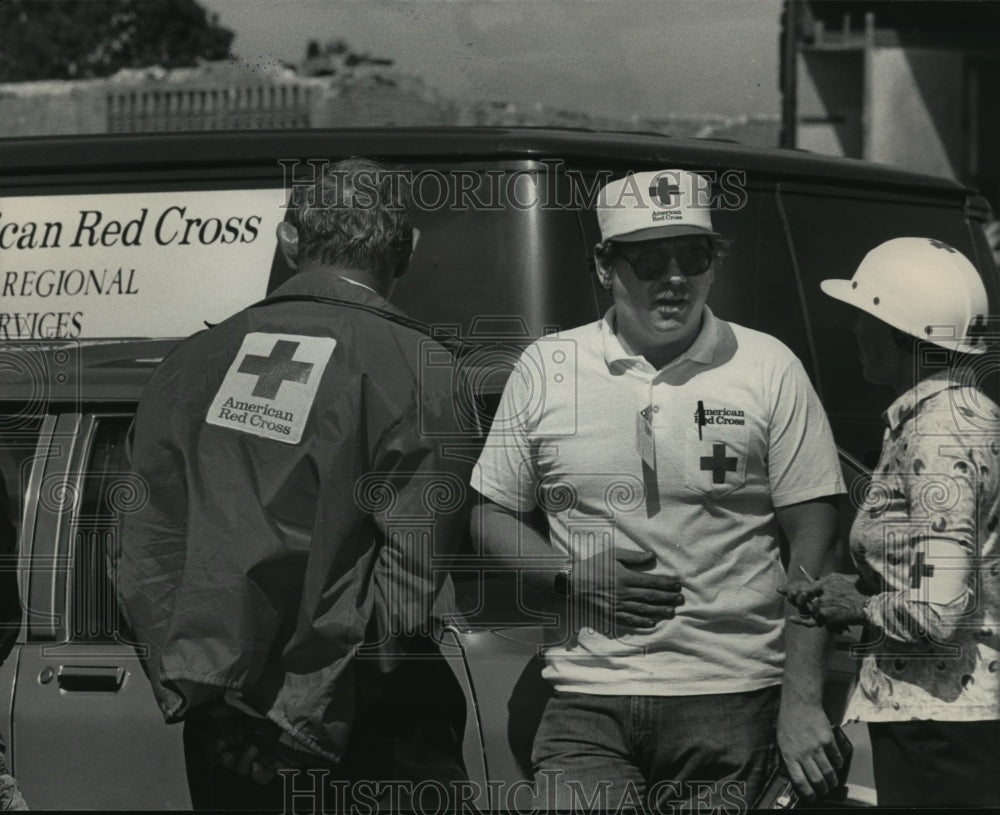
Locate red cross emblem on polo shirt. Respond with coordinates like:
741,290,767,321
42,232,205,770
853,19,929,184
649,178,681,206
928,240,956,253
700,442,738,484
909,551,935,589
238,339,314,399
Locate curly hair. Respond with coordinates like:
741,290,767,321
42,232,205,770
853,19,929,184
286,157,414,276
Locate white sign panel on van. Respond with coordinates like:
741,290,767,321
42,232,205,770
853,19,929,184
0,188,287,340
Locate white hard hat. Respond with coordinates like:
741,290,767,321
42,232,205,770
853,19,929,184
820,237,989,355
596,169,721,243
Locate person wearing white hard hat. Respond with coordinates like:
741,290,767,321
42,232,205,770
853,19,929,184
471,169,847,811
785,237,1000,807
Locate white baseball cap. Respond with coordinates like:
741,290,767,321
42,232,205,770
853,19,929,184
596,169,721,243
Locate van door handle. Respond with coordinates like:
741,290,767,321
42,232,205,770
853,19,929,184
56,665,126,692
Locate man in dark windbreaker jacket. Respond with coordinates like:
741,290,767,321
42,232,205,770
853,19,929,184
118,158,471,811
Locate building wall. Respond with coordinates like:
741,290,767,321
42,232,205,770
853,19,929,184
0,76,319,137
0,69,781,145
0,82,107,137
867,47,964,179
107,83,314,132
309,79,453,128
795,50,864,157
0,71,454,136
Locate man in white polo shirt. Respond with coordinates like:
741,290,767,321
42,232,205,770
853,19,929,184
470,169,847,811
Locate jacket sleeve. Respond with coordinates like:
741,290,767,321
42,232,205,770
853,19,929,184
358,378,472,670
116,391,197,719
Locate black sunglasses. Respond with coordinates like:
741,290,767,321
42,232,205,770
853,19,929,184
614,242,714,280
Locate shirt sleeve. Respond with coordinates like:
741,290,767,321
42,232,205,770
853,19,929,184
470,349,541,512
766,353,846,506
866,409,980,644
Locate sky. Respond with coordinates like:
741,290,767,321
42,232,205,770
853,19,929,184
198,0,784,118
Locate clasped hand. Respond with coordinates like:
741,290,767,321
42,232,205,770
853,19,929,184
206,706,315,786
570,547,684,635
779,572,867,633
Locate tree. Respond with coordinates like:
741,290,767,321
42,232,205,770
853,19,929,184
0,0,234,81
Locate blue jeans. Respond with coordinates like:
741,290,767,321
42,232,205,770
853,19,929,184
531,686,779,813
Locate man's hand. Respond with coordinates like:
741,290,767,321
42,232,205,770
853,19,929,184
570,546,683,635
205,705,320,787
207,707,280,785
777,697,843,800
214,739,278,786
773,497,842,800
780,573,866,633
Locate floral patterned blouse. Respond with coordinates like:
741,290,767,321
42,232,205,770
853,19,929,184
844,370,1000,722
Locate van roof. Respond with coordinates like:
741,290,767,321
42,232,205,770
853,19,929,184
0,127,970,199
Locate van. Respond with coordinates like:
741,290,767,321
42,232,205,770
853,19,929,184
0,128,997,809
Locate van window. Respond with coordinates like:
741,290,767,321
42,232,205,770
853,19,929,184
0,418,40,649
391,164,601,338
778,187,977,464
712,186,813,375
0,422,41,539
70,415,132,643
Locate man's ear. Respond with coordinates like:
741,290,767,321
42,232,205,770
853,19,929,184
594,243,614,290
392,227,420,279
276,221,299,269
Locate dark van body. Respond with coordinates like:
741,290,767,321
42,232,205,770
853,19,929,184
0,128,996,808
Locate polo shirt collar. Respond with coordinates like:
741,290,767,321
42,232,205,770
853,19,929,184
882,369,960,431
599,305,720,371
